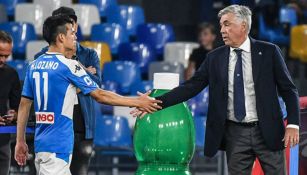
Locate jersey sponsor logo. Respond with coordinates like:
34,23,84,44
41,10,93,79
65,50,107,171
36,112,55,124
74,64,82,73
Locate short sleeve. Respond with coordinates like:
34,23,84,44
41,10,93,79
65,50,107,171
64,60,98,95
22,65,34,99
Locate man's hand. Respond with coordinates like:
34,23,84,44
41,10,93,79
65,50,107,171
130,108,148,118
0,110,17,125
4,110,17,124
15,141,29,166
85,66,96,75
130,91,163,118
0,117,6,125
135,91,162,114
283,127,299,148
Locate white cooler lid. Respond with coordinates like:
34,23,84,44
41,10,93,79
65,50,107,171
153,73,179,90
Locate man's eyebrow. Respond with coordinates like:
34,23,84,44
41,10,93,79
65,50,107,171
220,20,230,25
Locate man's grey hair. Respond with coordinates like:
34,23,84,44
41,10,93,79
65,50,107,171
218,5,252,34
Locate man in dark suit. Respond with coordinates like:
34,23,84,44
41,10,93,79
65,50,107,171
132,5,300,174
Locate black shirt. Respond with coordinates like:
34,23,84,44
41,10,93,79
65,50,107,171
189,47,211,70
73,97,85,134
0,65,21,116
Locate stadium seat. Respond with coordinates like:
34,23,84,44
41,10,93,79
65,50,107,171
279,7,297,27
130,80,153,95
118,42,156,74
80,41,112,69
0,22,37,56
106,5,145,36
136,23,175,55
33,0,72,19
278,97,287,119
99,81,120,114
188,87,209,117
79,0,117,18
93,115,133,171
72,4,100,37
6,60,28,81
289,25,307,62
94,115,132,148
300,96,307,109
26,40,48,61
102,61,141,94
0,4,8,23
230,0,242,4
15,3,47,36
194,117,206,149
258,14,289,45
101,81,119,92
164,42,199,68
0,0,26,17
148,61,184,81
91,23,128,54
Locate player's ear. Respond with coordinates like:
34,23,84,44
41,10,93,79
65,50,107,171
58,33,65,44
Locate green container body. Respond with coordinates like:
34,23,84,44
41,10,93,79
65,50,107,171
134,89,195,175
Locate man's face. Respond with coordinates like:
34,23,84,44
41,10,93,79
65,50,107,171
220,13,247,47
0,42,12,68
199,28,216,48
63,23,77,52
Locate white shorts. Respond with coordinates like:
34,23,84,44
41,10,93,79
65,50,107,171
35,152,72,175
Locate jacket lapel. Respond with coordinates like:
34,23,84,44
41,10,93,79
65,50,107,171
250,38,263,84
219,46,230,89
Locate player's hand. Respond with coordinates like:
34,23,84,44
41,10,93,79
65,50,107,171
130,108,148,118
4,110,17,123
283,127,299,148
0,116,6,125
85,66,96,75
135,91,162,114
15,141,29,166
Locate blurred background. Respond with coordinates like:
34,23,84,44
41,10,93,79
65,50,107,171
0,0,306,174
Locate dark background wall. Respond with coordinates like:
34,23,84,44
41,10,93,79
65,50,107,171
118,0,202,41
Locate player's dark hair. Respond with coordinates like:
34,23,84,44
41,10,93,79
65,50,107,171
43,15,73,45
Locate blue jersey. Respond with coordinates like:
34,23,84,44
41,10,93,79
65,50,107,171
22,52,98,154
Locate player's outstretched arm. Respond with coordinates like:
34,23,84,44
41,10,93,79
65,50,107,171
90,89,162,113
15,97,32,166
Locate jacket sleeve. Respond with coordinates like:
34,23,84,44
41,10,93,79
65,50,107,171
34,46,48,60
86,49,102,87
273,45,300,126
156,55,210,109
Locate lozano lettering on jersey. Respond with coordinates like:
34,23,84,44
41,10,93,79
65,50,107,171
31,61,59,70
36,112,55,124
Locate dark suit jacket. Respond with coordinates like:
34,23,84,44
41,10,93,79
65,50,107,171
156,38,300,157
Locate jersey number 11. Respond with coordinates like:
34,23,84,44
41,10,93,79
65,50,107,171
33,72,49,110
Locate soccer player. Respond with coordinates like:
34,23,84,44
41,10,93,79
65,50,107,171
14,15,161,174
35,7,102,174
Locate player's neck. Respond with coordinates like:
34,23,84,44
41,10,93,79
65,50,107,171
48,45,65,55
